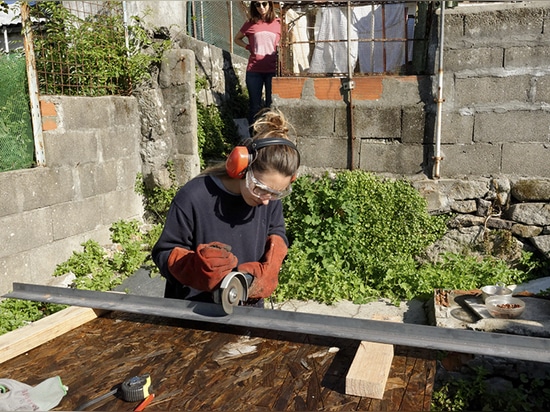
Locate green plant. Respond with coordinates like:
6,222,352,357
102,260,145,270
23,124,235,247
195,74,247,168
277,171,449,304
31,1,170,96
53,219,159,290
431,366,550,411
135,162,179,224
0,299,66,335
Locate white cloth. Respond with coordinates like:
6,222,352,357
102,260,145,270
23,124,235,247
309,7,358,74
285,9,310,74
308,3,408,74
355,3,407,73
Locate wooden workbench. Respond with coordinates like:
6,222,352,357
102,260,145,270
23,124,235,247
0,310,436,411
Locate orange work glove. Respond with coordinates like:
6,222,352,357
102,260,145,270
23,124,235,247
167,242,238,292
237,235,288,299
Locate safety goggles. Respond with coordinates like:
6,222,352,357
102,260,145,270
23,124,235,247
254,2,269,8
245,169,292,200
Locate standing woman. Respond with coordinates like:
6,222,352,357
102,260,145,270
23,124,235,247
235,1,281,126
152,109,300,306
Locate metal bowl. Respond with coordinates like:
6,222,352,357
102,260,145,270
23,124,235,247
481,283,513,302
485,295,525,319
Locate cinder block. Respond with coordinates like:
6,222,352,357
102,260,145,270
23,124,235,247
502,143,550,177
300,136,350,169
111,96,139,127
402,106,426,144
78,161,118,199
284,103,340,137
437,143,501,177
18,167,75,211
100,125,140,161
445,47,504,72
101,189,144,225
0,169,25,217
533,75,550,103
117,156,143,192
505,46,550,69
424,111,474,145
474,111,550,143
345,106,402,139
51,197,103,241
0,208,53,258
44,130,99,167
60,96,113,130
464,7,545,40
359,140,426,175
455,75,531,106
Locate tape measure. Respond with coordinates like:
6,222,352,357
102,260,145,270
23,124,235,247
121,374,152,402
75,373,152,410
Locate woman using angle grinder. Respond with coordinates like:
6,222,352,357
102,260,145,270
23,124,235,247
152,109,300,307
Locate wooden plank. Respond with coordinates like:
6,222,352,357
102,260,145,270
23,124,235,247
345,341,394,399
0,306,106,364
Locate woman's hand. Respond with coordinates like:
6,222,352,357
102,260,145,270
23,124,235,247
167,242,238,291
238,235,288,298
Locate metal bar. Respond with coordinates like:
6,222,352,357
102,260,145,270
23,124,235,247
5,283,550,364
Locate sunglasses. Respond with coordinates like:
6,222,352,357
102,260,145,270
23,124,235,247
254,2,269,8
245,169,292,201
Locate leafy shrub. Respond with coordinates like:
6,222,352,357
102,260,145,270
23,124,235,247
135,162,179,225
278,171,449,304
0,299,66,335
53,219,158,290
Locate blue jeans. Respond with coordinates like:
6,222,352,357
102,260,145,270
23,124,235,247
246,71,275,125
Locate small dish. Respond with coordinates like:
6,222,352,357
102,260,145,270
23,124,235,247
485,295,525,319
481,282,512,302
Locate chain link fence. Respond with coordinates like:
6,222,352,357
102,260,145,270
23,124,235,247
0,52,34,172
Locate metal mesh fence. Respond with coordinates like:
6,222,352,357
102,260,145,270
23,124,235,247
187,1,249,60
0,52,34,172
30,1,132,97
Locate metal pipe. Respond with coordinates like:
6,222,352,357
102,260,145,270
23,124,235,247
433,1,446,179
346,1,355,170
21,3,46,167
5,283,550,364
3,27,9,53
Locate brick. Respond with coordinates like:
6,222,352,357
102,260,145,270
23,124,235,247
40,100,57,117
352,78,383,100
359,140,425,175
314,78,344,100
42,119,57,131
273,77,306,99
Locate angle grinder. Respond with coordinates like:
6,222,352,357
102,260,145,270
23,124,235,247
213,271,253,314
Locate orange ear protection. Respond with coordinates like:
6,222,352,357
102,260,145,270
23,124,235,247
225,137,298,179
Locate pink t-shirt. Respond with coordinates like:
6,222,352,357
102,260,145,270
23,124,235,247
239,18,281,73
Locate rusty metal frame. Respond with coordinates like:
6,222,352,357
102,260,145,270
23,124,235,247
4,282,550,364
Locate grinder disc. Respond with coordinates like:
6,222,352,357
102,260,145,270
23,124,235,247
221,275,244,314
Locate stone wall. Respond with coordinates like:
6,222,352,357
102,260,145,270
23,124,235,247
0,96,143,295
412,175,550,261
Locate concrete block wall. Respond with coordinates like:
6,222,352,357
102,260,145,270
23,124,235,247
0,96,144,295
272,2,550,179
